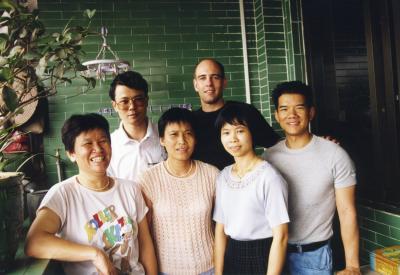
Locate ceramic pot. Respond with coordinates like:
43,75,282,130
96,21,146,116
0,172,24,272
26,189,48,223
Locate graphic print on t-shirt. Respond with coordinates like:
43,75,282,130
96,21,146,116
83,204,137,273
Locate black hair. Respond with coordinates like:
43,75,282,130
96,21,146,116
158,107,197,138
109,71,148,101
61,113,110,153
215,102,256,145
193,58,225,79
272,81,314,109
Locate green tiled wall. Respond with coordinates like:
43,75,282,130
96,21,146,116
358,204,400,264
39,0,305,184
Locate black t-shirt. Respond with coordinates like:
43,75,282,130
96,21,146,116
192,101,280,170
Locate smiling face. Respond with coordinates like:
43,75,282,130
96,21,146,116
275,93,315,138
220,122,254,158
67,128,111,176
112,85,148,126
160,122,196,162
193,59,226,110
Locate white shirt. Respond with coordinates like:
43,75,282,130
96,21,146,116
39,176,148,275
108,121,165,181
213,161,289,241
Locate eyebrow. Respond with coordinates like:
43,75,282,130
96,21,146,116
197,73,222,78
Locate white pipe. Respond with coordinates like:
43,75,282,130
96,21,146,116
239,0,251,104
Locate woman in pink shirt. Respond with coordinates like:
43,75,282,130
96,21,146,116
138,107,219,275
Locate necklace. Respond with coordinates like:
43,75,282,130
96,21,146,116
77,176,111,192
233,158,260,179
165,159,194,178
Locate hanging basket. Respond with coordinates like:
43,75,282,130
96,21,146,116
0,172,24,272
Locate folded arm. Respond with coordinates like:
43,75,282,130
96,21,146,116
25,207,116,275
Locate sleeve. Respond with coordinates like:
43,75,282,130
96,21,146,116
37,184,67,227
332,146,357,188
264,170,290,228
246,103,280,148
212,174,225,224
133,184,149,223
137,173,152,201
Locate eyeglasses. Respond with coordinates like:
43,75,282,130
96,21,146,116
116,96,147,110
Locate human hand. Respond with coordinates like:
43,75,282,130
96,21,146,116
336,266,361,275
92,248,117,275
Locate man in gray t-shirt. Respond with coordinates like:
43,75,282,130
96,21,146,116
263,81,360,275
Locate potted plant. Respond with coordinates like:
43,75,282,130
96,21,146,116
0,0,96,271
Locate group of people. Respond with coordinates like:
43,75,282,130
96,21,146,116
25,58,360,275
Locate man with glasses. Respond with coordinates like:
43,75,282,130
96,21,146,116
192,58,279,169
108,71,164,181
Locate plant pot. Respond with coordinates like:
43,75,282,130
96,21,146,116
26,189,48,223
0,172,24,272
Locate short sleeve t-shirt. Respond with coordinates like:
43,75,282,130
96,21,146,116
39,176,148,275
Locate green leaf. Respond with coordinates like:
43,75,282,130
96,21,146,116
0,68,12,82
22,51,40,61
8,45,23,57
0,56,7,66
84,9,96,19
0,0,18,10
75,63,87,71
1,86,18,112
82,76,96,89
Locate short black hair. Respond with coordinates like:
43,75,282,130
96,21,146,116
215,102,256,146
109,71,148,101
61,113,110,153
158,107,197,138
272,81,314,109
193,58,225,79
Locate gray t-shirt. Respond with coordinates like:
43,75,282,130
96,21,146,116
213,161,289,241
263,135,356,244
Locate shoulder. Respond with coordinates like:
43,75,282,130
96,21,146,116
314,136,350,158
137,162,164,187
113,177,142,196
264,140,286,156
48,176,76,194
147,121,160,138
217,164,232,182
110,125,125,143
196,160,220,174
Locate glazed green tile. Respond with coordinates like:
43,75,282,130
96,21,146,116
362,219,390,235
268,64,288,73
108,27,132,36
375,211,400,228
358,203,376,219
167,58,198,66
149,35,181,43
360,227,376,242
182,50,214,58
264,8,283,17
167,82,183,91
134,59,166,67
268,57,287,65
376,233,400,247
390,227,400,240
267,49,286,57
265,33,286,41
228,25,242,33
150,81,168,91
166,42,197,51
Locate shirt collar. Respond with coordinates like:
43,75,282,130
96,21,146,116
117,120,157,144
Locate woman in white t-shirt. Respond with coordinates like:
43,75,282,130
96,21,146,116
25,113,157,275
213,103,289,275
138,107,219,275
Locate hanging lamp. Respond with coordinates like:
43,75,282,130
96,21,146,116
82,26,130,82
